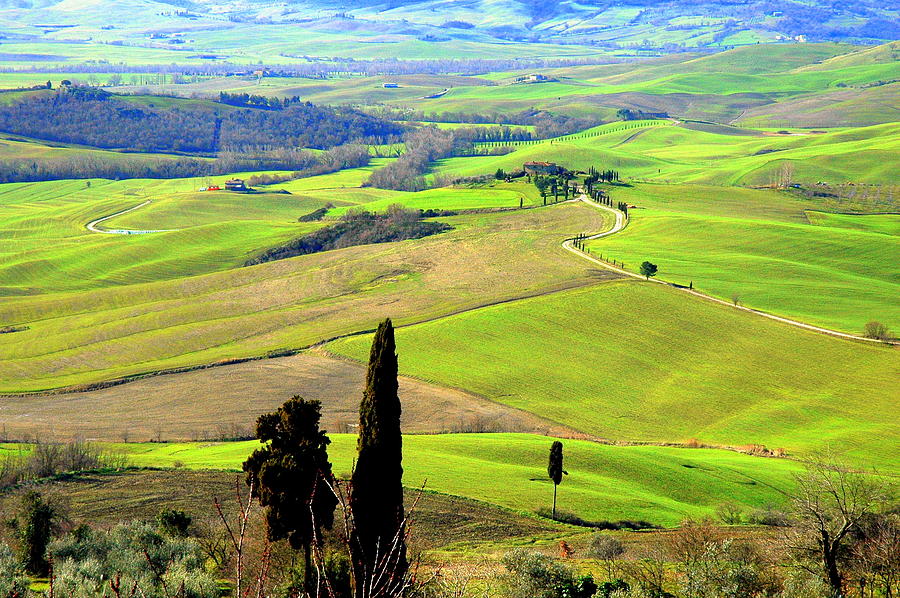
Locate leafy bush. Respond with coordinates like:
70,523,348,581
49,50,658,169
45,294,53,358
157,509,192,537
589,534,626,560
502,549,597,598
863,321,891,341
298,204,334,222
716,502,745,525
50,521,218,598
0,543,30,598
747,505,791,527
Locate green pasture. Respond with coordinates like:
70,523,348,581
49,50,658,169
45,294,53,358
0,177,328,293
108,434,804,526
0,203,609,392
327,281,900,471
582,183,899,333
434,121,900,186
326,183,542,217
0,167,556,295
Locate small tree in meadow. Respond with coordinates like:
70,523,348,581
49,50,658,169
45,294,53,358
639,261,658,280
548,441,567,519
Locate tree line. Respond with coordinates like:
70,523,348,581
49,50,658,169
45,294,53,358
0,87,405,154
365,127,458,192
0,144,368,185
217,92,306,110
245,205,451,265
366,106,603,139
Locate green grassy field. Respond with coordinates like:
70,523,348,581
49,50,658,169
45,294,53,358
436,121,900,186
0,166,553,295
581,183,900,333
327,281,899,471
99,434,804,526
0,202,610,392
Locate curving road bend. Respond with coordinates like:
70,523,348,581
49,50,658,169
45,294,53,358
563,194,894,345
86,200,174,235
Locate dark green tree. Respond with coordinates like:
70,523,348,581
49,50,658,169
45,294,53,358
157,509,192,537
640,261,658,280
19,491,55,576
495,168,506,180
548,441,567,519
243,396,337,594
350,318,407,586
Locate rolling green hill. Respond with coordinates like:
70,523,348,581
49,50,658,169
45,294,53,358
108,434,805,526
581,183,900,333
0,201,610,392
327,281,899,470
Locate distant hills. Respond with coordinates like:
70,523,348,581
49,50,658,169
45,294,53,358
1,0,897,50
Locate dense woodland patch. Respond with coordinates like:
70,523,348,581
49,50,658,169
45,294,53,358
0,88,404,154
245,206,452,265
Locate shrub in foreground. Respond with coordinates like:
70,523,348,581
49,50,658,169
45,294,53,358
49,521,218,598
502,548,597,598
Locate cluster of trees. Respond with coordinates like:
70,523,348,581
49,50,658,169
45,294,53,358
0,320,415,597
366,127,457,192
532,173,577,205
2,492,218,596
367,106,603,139
0,145,365,185
451,125,534,143
242,318,412,595
244,144,371,188
616,108,669,121
246,205,451,265
217,92,305,110
0,439,125,490
0,57,628,80
0,87,404,154
585,166,620,187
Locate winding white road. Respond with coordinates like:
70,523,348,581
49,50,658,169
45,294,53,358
86,200,174,235
563,194,895,345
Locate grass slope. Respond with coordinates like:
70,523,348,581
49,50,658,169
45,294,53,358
0,203,610,392
110,434,804,526
583,183,900,333
327,281,899,471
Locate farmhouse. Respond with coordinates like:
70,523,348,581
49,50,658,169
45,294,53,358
515,73,555,84
225,178,248,191
524,161,562,176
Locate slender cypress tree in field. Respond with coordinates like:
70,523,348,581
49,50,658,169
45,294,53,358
242,396,337,594
19,491,55,576
351,318,407,586
548,441,566,519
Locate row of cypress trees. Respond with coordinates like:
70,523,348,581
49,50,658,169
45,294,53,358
243,318,406,595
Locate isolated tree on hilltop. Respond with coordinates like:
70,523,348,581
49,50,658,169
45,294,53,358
242,396,337,594
548,441,567,519
640,261,658,280
351,318,408,587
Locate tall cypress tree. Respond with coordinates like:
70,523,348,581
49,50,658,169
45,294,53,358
351,318,407,585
